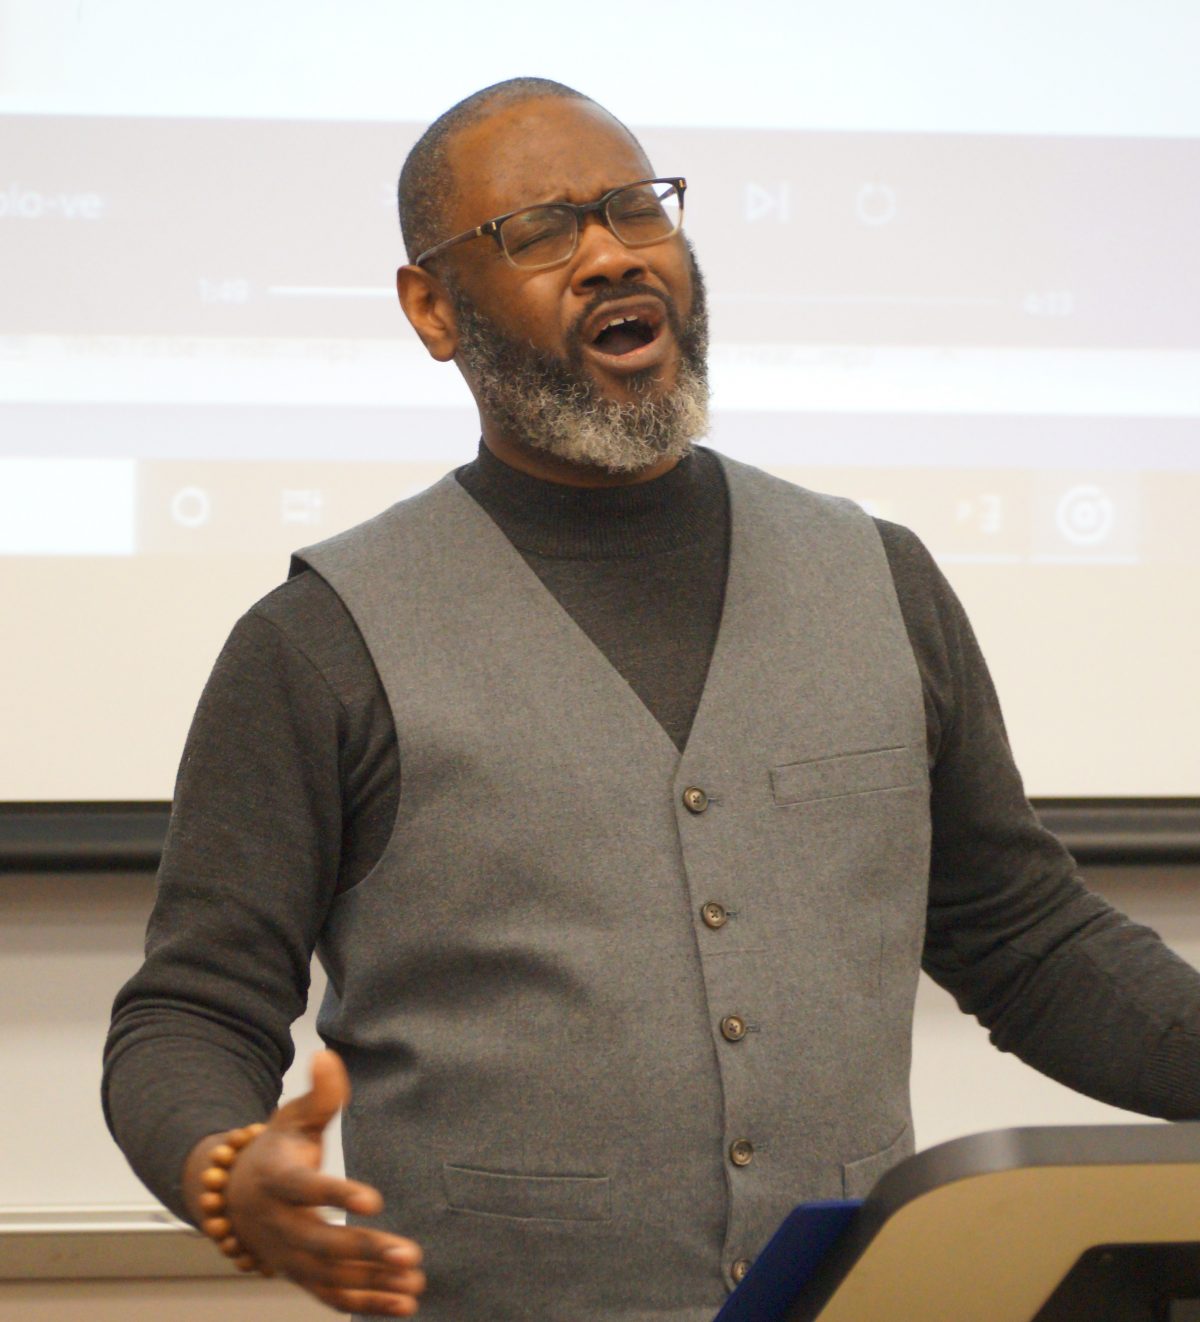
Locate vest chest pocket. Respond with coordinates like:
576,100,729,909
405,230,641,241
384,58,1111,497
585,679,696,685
771,745,922,807
443,1163,612,1222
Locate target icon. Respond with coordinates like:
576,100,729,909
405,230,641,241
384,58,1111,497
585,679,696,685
1055,484,1115,547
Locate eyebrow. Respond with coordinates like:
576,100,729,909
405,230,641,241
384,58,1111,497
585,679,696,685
512,177,649,210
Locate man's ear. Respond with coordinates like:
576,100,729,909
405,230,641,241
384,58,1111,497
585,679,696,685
396,265,457,362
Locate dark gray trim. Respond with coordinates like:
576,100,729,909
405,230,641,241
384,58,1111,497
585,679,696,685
0,803,168,871
1,798,1198,873
1035,799,1200,864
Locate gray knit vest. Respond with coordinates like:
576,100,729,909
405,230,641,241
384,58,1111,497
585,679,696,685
297,454,930,1322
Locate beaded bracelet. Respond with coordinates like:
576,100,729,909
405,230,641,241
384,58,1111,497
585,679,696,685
197,1122,273,1274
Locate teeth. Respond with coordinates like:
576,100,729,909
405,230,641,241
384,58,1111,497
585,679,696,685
604,314,640,328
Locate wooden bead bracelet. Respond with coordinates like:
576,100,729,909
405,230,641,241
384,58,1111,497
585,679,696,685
197,1122,273,1274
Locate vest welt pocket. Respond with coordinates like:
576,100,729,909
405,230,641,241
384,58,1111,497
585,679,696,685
771,746,919,807
841,1121,913,1199
443,1163,612,1223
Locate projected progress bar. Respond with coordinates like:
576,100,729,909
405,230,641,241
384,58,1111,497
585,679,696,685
267,288,1009,309
713,294,1007,308
268,286,394,299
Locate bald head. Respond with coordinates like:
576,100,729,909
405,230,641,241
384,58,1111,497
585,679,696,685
397,78,638,264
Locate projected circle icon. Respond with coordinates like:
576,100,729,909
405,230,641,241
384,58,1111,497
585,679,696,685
170,486,211,529
1055,484,1114,547
856,183,897,226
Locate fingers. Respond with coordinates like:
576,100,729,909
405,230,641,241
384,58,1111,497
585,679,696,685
273,1049,350,1140
382,1242,423,1270
263,1206,420,1267
263,1162,383,1216
311,1282,423,1317
308,1049,351,1120
281,1238,424,1284
290,1253,425,1294
243,1202,425,1310
279,1248,423,1318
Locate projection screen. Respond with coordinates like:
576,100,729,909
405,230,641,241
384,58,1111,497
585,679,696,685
1,0,1198,802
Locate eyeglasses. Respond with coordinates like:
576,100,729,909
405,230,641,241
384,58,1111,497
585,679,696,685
414,177,686,272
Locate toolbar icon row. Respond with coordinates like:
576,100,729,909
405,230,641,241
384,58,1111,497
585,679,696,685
167,487,326,529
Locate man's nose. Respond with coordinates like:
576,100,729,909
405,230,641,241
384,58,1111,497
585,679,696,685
570,215,648,291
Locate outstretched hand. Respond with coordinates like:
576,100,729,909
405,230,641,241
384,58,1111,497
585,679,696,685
184,1050,425,1317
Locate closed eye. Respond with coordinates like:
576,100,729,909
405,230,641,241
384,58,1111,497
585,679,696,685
508,228,559,254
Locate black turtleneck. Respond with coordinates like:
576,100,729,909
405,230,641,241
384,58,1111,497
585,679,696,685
458,443,729,752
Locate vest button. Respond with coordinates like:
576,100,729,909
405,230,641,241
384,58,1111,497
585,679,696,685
731,1257,752,1284
729,1138,754,1167
701,902,728,929
682,786,709,813
720,1015,747,1042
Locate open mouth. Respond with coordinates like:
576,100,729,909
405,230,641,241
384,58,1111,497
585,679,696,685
577,297,673,379
591,312,660,357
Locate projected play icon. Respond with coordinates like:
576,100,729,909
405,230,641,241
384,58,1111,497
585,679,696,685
743,182,791,224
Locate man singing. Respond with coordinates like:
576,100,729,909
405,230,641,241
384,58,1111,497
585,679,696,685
104,78,1200,1320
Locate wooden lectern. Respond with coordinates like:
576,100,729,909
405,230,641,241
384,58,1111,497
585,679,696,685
717,1124,1200,1322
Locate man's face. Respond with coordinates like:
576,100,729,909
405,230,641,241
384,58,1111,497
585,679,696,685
431,97,710,471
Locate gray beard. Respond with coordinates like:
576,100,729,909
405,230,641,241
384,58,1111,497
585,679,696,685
450,250,710,474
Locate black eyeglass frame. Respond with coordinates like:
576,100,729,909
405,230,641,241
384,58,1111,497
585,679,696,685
412,177,687,271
